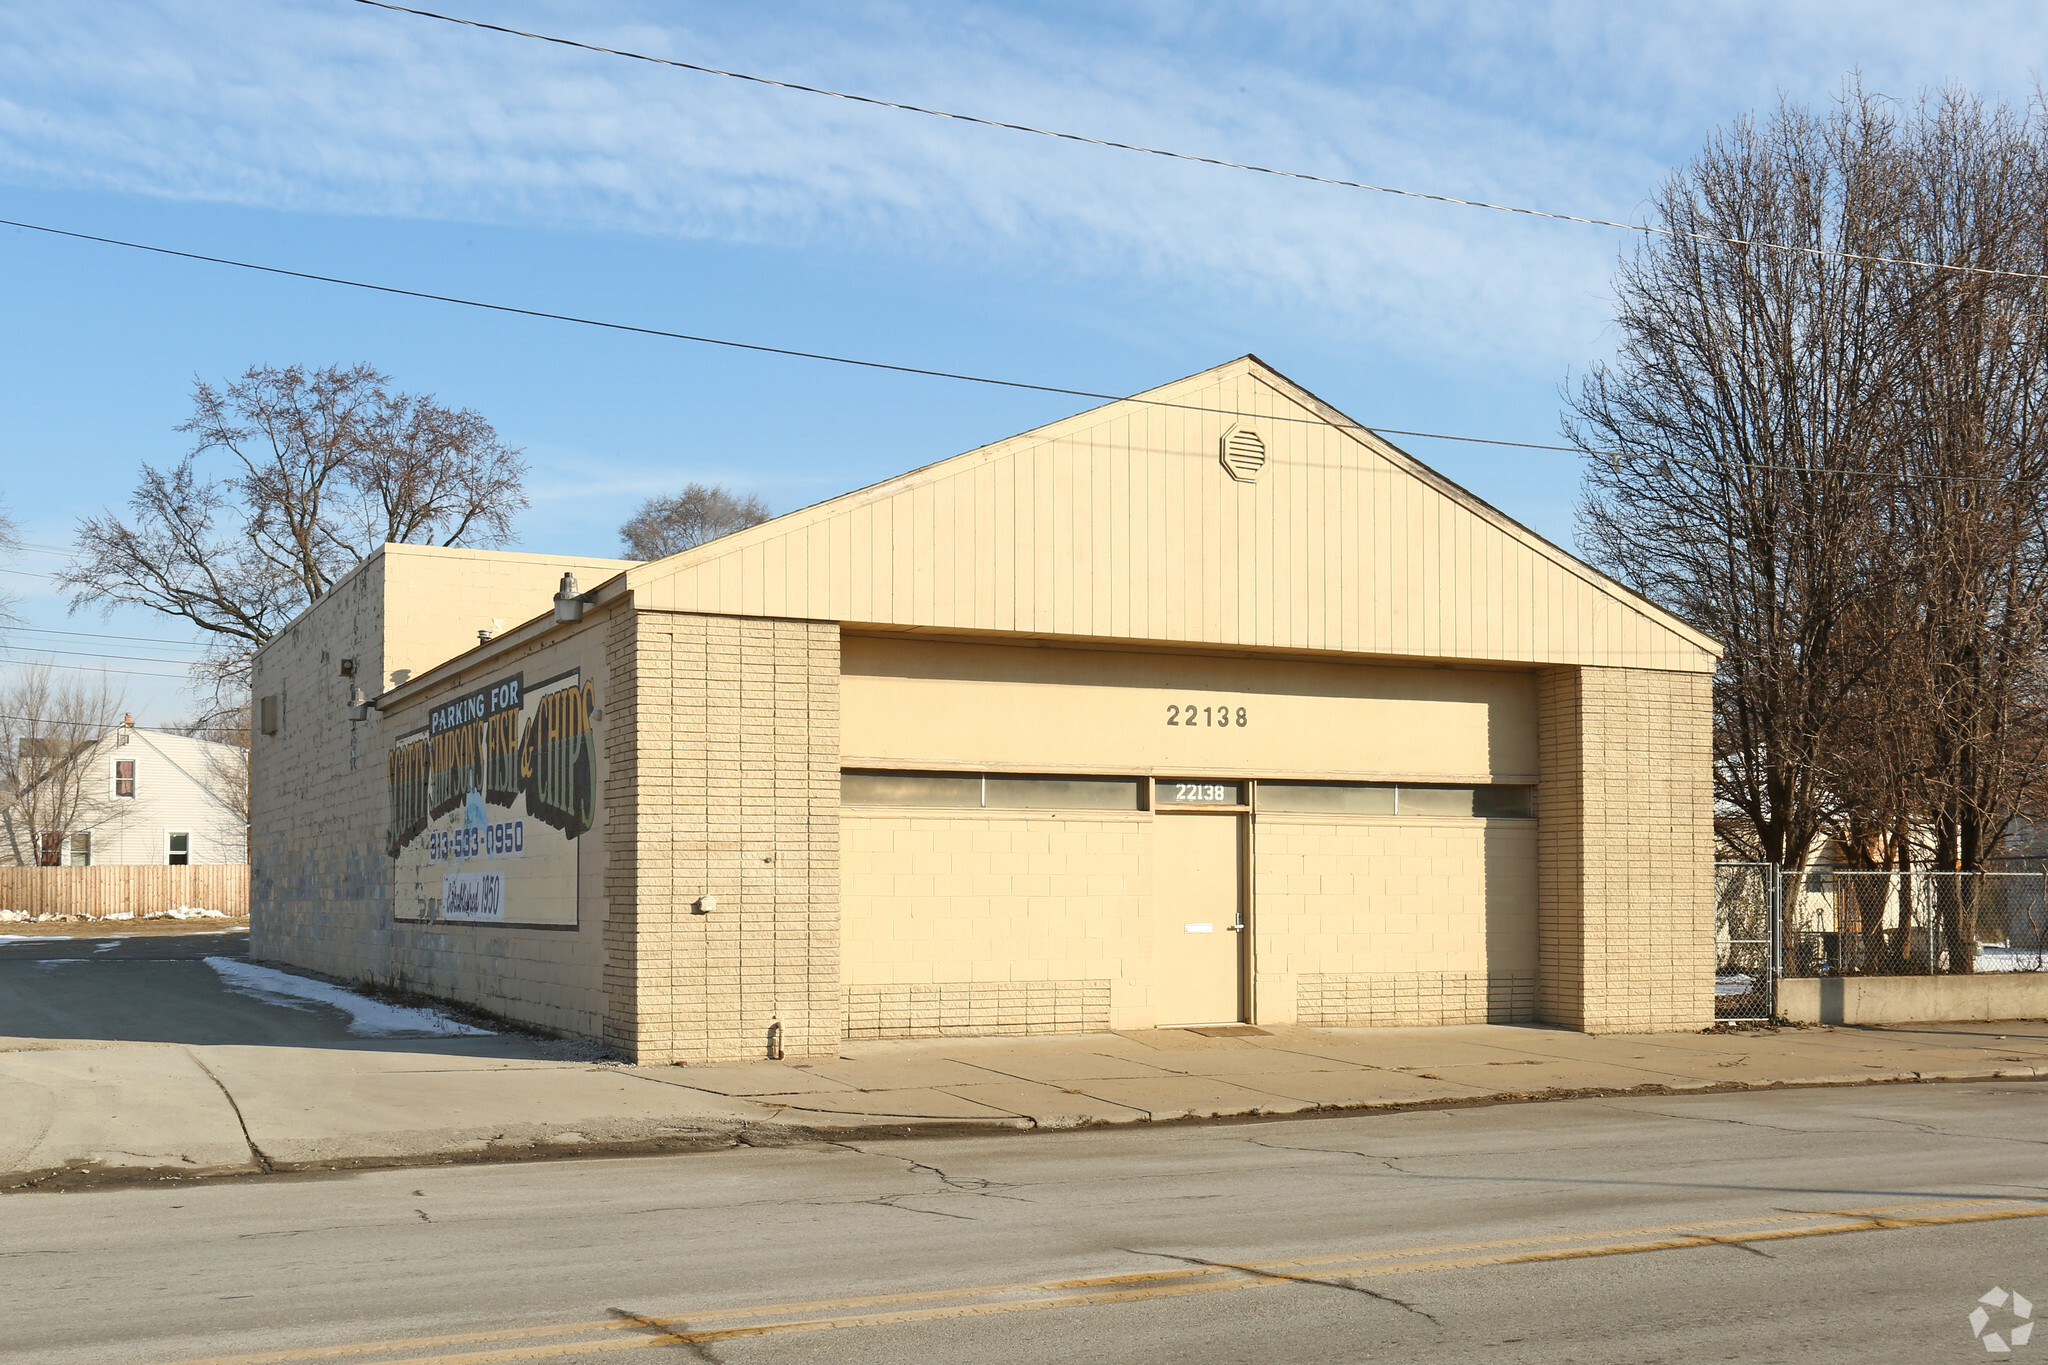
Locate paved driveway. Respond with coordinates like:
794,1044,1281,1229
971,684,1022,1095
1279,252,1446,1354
0,930,371,1048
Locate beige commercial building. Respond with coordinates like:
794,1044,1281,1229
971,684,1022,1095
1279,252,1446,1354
250,356,1718,1063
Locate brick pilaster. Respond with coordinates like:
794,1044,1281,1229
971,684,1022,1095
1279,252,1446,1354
1536,665,1713,1032
604,607,841,1062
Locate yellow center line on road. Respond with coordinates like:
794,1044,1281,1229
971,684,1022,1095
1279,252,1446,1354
163,1197,2048,1365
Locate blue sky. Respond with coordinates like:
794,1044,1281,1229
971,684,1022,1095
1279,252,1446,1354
3,0,2046,720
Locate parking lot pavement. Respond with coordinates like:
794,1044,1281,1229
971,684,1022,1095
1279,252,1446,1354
1,929,365,1048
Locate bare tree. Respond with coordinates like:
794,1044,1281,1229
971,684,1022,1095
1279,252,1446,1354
60,364,529,707
0,665,125,867
171,707,252,832
1577,86,2048,974
1570,91,1908,870
620,483,770,560
0,497,21,629
1873,91,2048,964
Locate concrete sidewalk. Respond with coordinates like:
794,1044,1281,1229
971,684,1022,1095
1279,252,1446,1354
6,930,2048,1189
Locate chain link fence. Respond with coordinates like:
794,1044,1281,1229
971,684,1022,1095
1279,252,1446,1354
1714,863,1777,1020
1715,864,2048,1020
1780,869,2048,977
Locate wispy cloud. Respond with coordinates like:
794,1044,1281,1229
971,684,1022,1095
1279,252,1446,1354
3,1,2045,366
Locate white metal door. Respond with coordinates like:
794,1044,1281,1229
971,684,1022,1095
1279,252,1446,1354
1153,813,1243,1025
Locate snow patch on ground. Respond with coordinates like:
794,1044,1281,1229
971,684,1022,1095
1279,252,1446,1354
203,958,491,1037
5,908,238,924
0,935,70,945
1978,945,2048,973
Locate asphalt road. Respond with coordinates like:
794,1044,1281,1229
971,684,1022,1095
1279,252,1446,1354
5,1079,2046,1364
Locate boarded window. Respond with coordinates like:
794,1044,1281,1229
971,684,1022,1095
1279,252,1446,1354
843,770,1141,810
1258,782,1397,815
1397,785,1474,817
38,832,62,867
114,759,136,798
1473,785,1537,819
1258,781,1534,818
841,770,982,807
986,775,1142,810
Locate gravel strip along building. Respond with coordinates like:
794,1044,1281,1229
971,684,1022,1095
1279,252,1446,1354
250,357,1718,1063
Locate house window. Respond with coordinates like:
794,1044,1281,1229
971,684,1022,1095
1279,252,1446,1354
114,759,136,798
166,831,190,866
66,833,91,867
39,832,63,867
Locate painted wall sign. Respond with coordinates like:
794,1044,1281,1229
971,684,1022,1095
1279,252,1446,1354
387,668,595,926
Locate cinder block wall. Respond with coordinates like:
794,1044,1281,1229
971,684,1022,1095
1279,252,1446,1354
604,609,841,1063
839,811,1144,1035
1255,818,1538,1027
249,546,628,1040
1535,665,1714,1032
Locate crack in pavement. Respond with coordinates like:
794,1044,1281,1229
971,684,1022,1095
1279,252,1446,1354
1591,1104,1843,1136
1844,1113,2048,1149
606,1307,722,1363
183,1049,274,1174
1121,1248,1441,1324
830,1141,1028,1197
860,1196,978,1221
1238,1135,1411,1172
817,1141,1044,1219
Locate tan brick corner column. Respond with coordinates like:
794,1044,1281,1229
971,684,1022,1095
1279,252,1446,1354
1535,665,1713,1033
603,607,842,1063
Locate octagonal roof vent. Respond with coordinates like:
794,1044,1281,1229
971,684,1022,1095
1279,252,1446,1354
1220,426,1267,482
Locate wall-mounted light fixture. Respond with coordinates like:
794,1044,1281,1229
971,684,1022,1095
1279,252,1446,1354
554,573,600,624
347,686,379,722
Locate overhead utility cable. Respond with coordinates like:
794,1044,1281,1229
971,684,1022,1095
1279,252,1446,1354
0,655,193,681
8,625,214,650
353,0,2048,288
0,712,243,734
3,214,2035,487
2,650,217,675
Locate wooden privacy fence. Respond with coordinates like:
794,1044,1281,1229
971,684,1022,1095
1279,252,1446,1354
0,865,248,920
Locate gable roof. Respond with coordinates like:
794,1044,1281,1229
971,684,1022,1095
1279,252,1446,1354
618,356,1717,672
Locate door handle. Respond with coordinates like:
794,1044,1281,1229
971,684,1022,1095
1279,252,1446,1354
1227,913,1246,932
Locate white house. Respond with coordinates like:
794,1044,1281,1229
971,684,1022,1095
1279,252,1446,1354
2,726,248,867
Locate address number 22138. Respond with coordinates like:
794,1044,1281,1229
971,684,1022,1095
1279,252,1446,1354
1166,702,1248,728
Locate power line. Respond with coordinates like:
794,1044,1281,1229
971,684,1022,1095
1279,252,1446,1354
0,656,191,681
0,712,243,736
7,625,212,650
5,213,2043,489
353,0,2048,289
0,643,209,668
